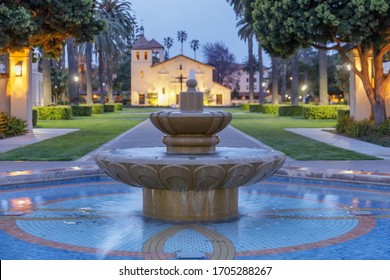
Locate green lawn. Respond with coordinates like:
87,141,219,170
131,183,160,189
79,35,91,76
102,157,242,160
229,109,378,160
0,108,152,161
0,107,379,161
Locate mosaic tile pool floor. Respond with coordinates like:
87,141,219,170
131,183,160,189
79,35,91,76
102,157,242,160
1,176,389,260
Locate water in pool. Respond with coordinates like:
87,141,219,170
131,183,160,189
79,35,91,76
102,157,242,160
0,176,389,260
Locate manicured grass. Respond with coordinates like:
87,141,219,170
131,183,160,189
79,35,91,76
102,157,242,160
229,109,378,160
0,107,379,161
0,108,152,161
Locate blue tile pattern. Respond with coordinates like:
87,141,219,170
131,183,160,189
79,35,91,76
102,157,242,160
1,176,390,259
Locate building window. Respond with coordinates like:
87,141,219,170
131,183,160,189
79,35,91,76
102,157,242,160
162,87,166,94
136,51,140,60
246,78,249,82
176,94,180,104
139,94,145,105
140,71,144,78
216,94,223,105
179,64,183,70
144,51,148,60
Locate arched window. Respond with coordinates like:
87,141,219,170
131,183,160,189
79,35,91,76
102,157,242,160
144,51,148,60
136,51,140,60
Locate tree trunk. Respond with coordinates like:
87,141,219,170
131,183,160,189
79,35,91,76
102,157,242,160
66,37,78,105
291,51,299,106
98,50,105,104
257,37,264,105
248,34,255,103
271,56,279,104
319,48,328,105
85,42,93,104
42,58,52,105
372,101,387,124
280,59,287,102
107,58,114,103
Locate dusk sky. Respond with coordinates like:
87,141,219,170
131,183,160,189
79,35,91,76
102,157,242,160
130,0,271,67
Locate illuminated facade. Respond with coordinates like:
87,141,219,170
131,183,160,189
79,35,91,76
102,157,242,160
131,30,231,106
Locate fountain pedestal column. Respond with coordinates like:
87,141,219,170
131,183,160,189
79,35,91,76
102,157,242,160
143,188,238,221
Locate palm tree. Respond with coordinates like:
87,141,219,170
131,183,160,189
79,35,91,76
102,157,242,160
237,18,255,103
163,37,173,59
190,39,200,60
228,0,256,103
85,0,135,104
177,30,187,55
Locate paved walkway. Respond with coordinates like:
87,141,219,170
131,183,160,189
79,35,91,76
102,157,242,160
0,128,79,153
286,128,390,160
0,120,390,184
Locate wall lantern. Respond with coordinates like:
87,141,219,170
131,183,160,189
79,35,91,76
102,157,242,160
14,61,23,77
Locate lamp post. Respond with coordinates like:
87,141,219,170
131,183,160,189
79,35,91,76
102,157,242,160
74,75,79,105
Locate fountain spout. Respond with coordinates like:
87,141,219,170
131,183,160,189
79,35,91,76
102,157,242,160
180,79,203,113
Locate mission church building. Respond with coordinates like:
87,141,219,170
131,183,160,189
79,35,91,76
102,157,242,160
131,27,231,106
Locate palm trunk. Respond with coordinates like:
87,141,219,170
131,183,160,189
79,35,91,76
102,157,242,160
291,51,299,106
66,37,78,105
42,58,52,105
257,37,264,104
98,50,105,104
280,59,287,102
248,34,254,103
271,56,279,104
319,48,328,105
86,43,93,104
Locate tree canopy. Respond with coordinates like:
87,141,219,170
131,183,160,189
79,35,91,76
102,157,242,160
252,0,390,124
203,41,236,84
0,0,104,57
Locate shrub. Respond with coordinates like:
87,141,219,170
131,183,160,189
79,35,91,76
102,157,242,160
34,106,72,120
303,105,348,119
262,104,279,114
106,103,123,111
249,104,262,112
104,104,115,112
336,109,352,133
88,104,104,114
0,112,27,138
241,103,249,110
32,109,38,127
71,105,92,116
278,106,303,117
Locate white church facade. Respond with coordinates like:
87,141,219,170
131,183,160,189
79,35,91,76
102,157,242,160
130,29,231,106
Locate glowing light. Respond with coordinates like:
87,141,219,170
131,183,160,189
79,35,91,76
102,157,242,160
14,61,23,77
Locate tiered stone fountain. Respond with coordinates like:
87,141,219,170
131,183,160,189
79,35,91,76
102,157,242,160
95,79,286,221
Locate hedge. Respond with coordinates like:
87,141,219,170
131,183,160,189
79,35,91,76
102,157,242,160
106,103,123,111
71,105,92,116
278,106,304,117
249,104,262,112
262,104,280,114
302,105,348,119
80,103,104,115
32,109,38,127
104,104,115,112
34,106,72,120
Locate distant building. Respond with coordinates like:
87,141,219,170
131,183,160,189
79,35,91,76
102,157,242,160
131,28,231,106
225,64,271,103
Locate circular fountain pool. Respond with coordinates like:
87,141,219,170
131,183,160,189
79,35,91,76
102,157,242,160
1,176,389,260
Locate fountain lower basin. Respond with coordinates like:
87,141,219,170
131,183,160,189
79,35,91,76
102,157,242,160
95,147,285,221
